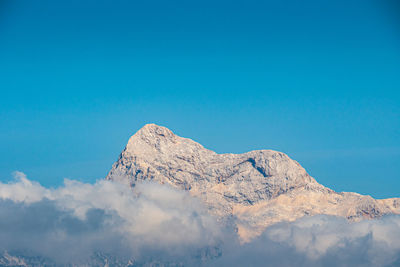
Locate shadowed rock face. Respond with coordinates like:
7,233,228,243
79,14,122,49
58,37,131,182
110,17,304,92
107,124,400,242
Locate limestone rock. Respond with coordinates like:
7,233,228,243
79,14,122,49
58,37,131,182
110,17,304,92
106,124,400,242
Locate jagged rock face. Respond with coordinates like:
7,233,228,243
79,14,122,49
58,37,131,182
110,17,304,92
107,124,400,242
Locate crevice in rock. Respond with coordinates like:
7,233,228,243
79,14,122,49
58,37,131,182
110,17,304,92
246,158,271,178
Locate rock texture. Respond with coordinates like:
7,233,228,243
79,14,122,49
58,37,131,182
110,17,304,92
106,124,400,242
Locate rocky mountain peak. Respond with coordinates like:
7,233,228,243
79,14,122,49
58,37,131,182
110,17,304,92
107,124,400,242
131,123,175,140
124,123,208,156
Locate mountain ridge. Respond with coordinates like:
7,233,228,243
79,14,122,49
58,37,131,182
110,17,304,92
106,124,400,242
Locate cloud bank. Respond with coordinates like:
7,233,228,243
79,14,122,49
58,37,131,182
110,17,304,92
0,172,400,266
0,172,225,265
216,215,400,267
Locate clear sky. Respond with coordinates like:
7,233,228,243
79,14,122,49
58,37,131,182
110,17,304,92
0,0,399,198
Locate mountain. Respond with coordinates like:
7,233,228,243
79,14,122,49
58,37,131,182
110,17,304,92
106,124,400,242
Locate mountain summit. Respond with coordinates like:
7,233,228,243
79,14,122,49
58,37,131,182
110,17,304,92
107,124,400,241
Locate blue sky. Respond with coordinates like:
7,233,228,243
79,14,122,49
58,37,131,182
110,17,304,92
0,0,399,198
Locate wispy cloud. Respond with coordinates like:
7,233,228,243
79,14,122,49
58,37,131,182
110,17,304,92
217,215,400,267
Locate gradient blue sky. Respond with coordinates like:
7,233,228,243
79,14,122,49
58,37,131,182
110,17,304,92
0,0,399,198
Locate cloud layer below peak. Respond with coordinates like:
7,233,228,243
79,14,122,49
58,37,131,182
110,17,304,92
0,172,400,266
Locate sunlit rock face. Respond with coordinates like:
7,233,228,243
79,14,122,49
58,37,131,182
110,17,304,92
107,124,400,242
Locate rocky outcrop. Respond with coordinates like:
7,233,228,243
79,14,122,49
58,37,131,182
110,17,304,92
106,124,400,242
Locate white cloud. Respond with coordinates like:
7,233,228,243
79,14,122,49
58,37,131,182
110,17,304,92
0,172,224,265
0,171,49,203
0,172,400,266
214,215,400,267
